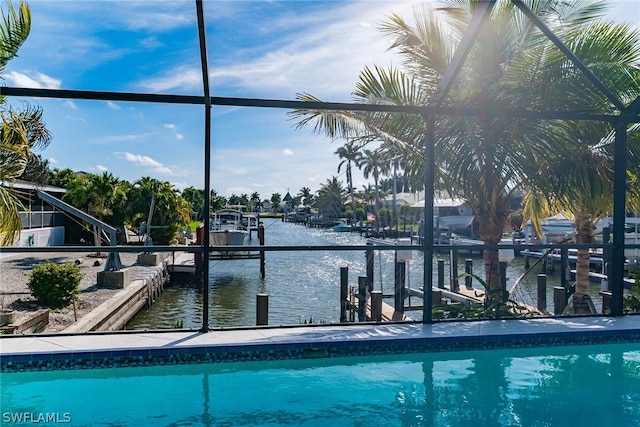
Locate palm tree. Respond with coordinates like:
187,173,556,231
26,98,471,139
335,140,361,224
525,122,640,314
298,186,313,206
291,0,640,306
270,193,281,213
316,176,346,220
359,184,376,216
182,187,205,221
249,192,261,212
130,177,189,244
0,0,52,245
356,148,387,229
64,171,125,249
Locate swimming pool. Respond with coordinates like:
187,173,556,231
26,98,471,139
3,342,640,426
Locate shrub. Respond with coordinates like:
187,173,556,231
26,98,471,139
27,262,83,309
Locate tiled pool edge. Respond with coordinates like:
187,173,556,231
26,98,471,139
3,318,640,372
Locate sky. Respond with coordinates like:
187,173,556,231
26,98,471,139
3,0,640,199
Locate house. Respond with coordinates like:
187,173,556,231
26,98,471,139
1,179,67,247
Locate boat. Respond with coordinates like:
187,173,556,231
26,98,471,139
333,219,352,232
433,198,475,231
209,208,250,256
524,214,575,244
242,212,259,238
412,197,475,243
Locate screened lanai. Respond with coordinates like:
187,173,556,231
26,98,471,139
1,0,639,332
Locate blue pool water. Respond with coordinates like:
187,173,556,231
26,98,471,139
3,342,640,426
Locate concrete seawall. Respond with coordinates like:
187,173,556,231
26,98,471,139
64,263,168,333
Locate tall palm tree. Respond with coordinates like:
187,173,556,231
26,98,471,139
0,0,52,246
356,148,387,228
292,0,640,306
249,192,261,212
359,183,376,216
335,140,361,224
298,186,313,206
316,176,346,220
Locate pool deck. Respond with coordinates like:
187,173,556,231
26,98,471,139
2,316,639,371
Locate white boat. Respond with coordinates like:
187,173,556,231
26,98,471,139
242,212,259,238
209,208,250,256
433,198,474,230
333,218,352,232
411,197,475,232
524,214,575,244
600,216,640,261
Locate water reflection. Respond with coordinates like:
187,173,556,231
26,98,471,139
4,345,639,426
128,218,588,329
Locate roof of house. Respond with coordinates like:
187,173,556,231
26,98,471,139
0,179,66,194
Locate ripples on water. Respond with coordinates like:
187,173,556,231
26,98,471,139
128,218,580,329
5,343,640,426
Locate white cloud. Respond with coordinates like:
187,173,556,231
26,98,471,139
208,2,415,99
96,164,108,172
176,133,184,140
164,124,176,130
116,152,173,175
138,67,202,92
63,100,77,110
93,133,154,144
4,71,61,89
282,148,293,156
48,157,58,164
106,101,120,110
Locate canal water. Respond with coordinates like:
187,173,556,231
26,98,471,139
127,218,600,329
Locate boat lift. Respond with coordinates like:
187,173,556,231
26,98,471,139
36,190,123,271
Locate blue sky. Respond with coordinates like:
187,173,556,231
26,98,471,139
3,0,639,199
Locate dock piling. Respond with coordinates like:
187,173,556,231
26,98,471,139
371,291,383,322
437,259,445,289
256,293,269,325
450,250,459,292
554,286,566,315
394,261,406,313
340,267,348,322
537,274,547,312
358,276,367,321
464,259,473,290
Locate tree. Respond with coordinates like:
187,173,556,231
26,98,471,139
298,186,313,206
526,122,640,314
316,176,346,220
357,148,386,228
292,0,640,307
210,190,227,212
335,140,361,224
270,193,281,213
49,167,79,189
0,0,52,245
19,153,48,184
249,192,261,212
63,171,126,248
182,187,205,221
130,177,190,244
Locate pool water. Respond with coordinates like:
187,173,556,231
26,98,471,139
3,343,640,426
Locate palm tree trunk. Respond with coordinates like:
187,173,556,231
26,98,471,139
572,216,596,314
476,214,504,305
348,165,356,224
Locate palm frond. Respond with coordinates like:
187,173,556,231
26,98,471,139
0,0,30,71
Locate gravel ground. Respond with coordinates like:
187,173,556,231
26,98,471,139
0,251,156,332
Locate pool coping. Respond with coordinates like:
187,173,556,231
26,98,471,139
2,315,639,372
